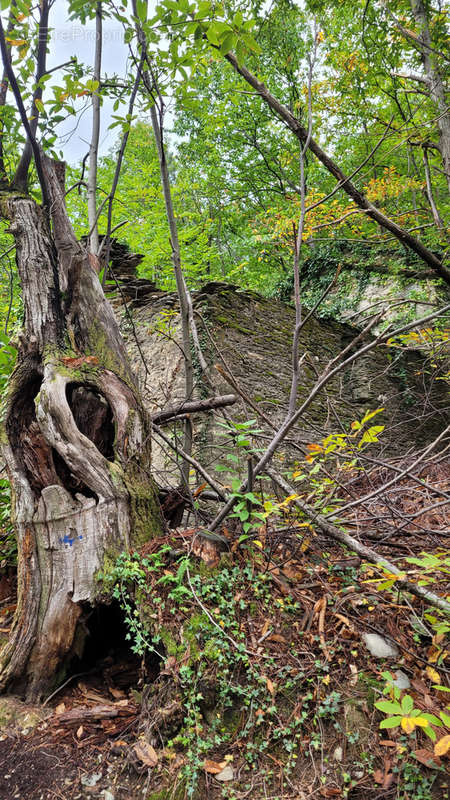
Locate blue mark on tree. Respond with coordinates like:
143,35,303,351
59,534,83,547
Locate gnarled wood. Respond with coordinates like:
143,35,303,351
0,158,162,700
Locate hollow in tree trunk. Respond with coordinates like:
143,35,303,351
0,154,162,701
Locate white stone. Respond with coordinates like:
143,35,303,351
333,746,343,762
216,766,234,782
362,633,399,659
393,670,410,689
81,773,102,787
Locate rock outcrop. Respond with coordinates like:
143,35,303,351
114,281,448,484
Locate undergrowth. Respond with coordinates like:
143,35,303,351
99,536,450,800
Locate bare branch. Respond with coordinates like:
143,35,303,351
152,424,227,501
87,2,102,254
0,16,49,207
13,0,50,194
152,394,237,424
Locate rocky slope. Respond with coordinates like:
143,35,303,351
114,281,448,484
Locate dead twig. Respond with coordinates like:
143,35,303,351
152,394,236,424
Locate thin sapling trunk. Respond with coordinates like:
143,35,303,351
87,2,102,255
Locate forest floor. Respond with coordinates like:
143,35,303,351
0,460,448,800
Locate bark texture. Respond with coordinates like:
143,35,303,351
410,0,450,193
0,157,162,700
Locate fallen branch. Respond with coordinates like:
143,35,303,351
152,394,236,424
53,704,125,724
266,467,450,614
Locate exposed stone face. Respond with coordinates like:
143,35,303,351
118,282,448,483
293,244,450,331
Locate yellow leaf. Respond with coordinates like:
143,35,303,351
401,717,416,734
413,717,430,728
427,647,442,664
300,536,311,552
401,716,429,733
426,666,441,684
434,735,450,757
252,540,263,549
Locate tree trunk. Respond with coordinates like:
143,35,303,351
87,2,102,255
0,155,162,701
410,0,450,193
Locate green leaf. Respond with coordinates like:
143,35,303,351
421,713,443,727
235,38,245,64
401,694,414,715
206,24,220,46
241,32,262,55
194,24,204,41
244,492,262,505
220,31,236,55
379,716,402,729
376,579,397,590
375,700,403,714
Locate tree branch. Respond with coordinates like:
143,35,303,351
87,2,102,255
13,0,50,193
152,394,236,424
0,16,49,208
223,52,450,284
